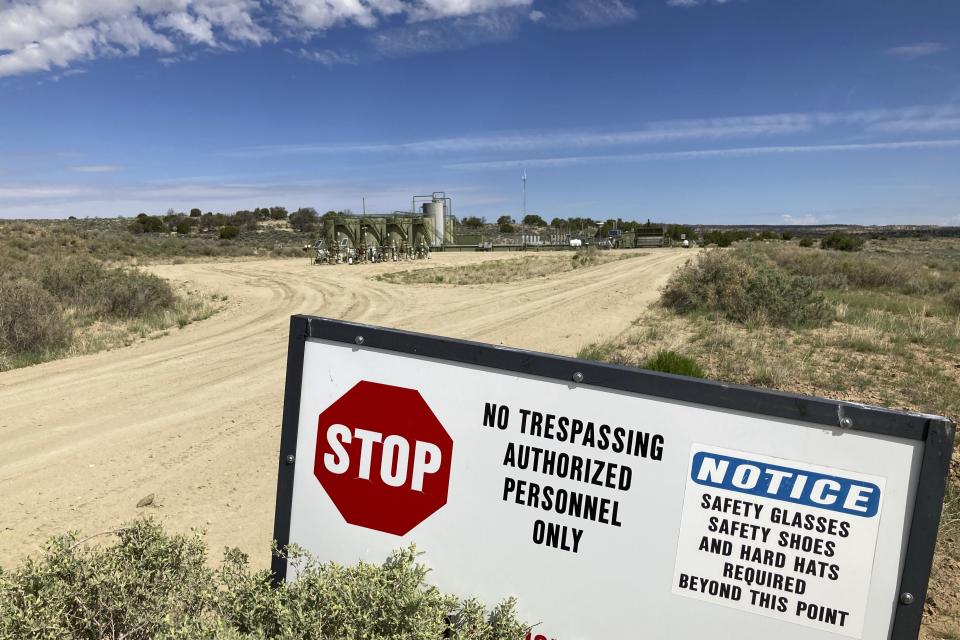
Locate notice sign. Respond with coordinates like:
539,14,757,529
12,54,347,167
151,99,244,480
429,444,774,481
273,316,954,640
673,445,885,637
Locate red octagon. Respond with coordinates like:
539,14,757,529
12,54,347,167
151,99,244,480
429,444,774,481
314,380,453,536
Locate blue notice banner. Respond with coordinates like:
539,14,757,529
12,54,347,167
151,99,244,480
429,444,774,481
691,450,881,518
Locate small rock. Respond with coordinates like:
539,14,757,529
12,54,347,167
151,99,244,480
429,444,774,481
136,493,156,508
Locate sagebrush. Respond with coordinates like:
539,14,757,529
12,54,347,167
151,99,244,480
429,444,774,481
661,250,833,328
0,252,214,370
0,279,72,354
820,231,865,252
755,243,954,296
0,519,526,640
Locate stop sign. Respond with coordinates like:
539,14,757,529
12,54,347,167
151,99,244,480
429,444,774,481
314,380,453,536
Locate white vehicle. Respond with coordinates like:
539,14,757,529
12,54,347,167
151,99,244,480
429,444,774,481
569,238,583,248
681,239,690,248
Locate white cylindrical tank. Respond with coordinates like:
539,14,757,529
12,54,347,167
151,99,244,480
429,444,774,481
423,200,444,247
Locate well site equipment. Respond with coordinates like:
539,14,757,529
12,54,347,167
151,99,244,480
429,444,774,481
306,192,669,264
413,192,454,247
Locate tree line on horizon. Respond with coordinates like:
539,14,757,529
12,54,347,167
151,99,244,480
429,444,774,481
460,214,694,241
127,206,342,238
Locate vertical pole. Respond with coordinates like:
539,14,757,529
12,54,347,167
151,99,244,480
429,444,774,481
521,169,527,247
522,170,526,221
271,315,308,586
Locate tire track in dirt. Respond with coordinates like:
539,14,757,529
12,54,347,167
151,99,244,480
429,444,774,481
0,249,694,566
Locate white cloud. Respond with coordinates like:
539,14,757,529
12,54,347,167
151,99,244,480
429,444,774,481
48,67,89,82
156,11,217,46
227,113,812,156
273,0,531,31
541,0,637,29
0,26,105,77
0,0,533,78
194,0,272,44
224,104,960,157
447,138,960,170
863,105,960,133
781,213,819,225
97,14,178,54
68,164,125,173
872,117,960,134
667,0,730,7
0,1,245,77
370,8,523,57
295,47,358,65
404,0,532,22
277,0,384,30
529,9,545,21
0,184,96,200
886,42,947,58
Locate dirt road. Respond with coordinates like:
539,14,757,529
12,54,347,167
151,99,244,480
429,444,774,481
0,249,692,567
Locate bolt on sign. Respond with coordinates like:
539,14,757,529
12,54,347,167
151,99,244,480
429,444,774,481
272,316,954,640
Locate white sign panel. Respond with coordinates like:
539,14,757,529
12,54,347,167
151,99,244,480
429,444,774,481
276,326,946,640
672,445,885,637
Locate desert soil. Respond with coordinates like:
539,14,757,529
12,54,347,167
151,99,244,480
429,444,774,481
0,249,692,567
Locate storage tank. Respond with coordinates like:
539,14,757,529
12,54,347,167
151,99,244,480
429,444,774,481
422,200,444,247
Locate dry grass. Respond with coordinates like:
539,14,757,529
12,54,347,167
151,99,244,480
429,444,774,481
1,286,221,373
579,238,960,637
0,218,312,265
377,248,644,285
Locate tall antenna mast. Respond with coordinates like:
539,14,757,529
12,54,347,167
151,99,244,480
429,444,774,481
522,169,527,221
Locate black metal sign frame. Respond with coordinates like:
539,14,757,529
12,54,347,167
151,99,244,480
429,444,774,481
272,314,954,640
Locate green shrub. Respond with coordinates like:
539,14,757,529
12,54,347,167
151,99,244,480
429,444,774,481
220,225,240,239
820,231,865,252
644,350,705,378
754,244,953,295
702,230,750,247
798,237,814,248
661,251,833,328
0,519,526,640
175,221,192,235
38,256,104,303
753,231,779,241
0,279,71,354
81,269,176,319
129,215,165,234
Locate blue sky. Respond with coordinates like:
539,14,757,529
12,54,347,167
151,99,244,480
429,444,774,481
1,0,958,224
